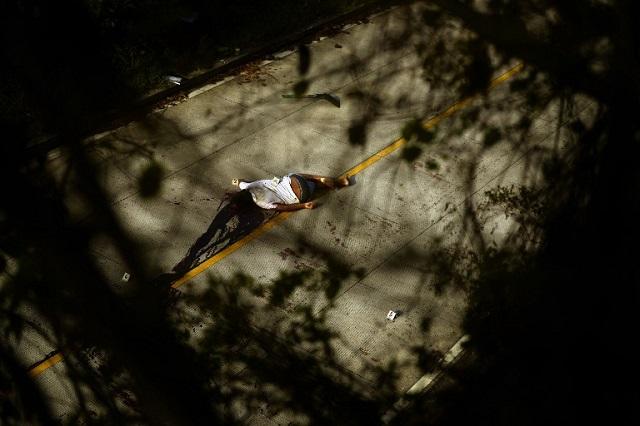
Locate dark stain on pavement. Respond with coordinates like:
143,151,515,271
327,220,337,235
279,247,316,271
278,247,298,261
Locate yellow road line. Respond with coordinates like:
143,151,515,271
489,62,524,88
28,351,64,377
27,63,524,378
342,62,524,179
171,212,291,288
341,138,407,178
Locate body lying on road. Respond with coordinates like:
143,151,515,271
233,173,350,211
172,173,351,274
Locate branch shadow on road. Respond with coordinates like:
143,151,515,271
171,190,276,276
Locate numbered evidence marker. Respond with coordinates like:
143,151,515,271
386,310,398,321
122,272,131,282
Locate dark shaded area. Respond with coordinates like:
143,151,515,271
391,1,640,425
1,1,224,424
1,0,639,425
172,190,275,275
0,0,381,143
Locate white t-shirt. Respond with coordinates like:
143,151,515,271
239,175,299,209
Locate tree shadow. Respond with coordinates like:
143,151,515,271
3,0,638,425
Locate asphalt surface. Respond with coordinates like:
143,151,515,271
19,3,597,423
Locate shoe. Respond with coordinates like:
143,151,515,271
336,176,350,187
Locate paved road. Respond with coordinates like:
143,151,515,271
20,3,597,423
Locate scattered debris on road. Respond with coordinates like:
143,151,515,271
165,75,183,85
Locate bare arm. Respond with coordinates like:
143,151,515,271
295,174,349,189
272,202,316,212
297,174,332,183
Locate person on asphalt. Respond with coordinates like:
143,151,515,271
232,173,350,211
